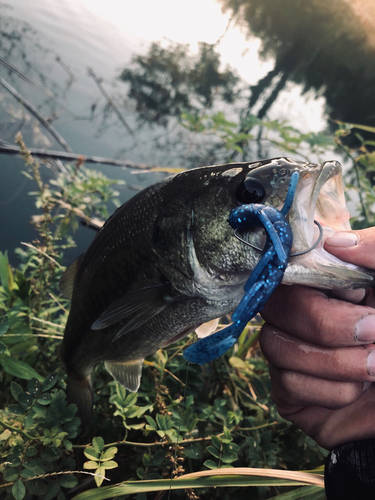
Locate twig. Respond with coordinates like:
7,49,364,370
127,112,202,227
30,317,65,328
3,332,63,339
55,55,76,82
52,199,104,229
1,470,109,488
87,67,135,137
49,292,68,314
0,55,55,99
0,140,167,171
0,78,73,153
21,242,64,269
29,326,64,337
0,418,35,440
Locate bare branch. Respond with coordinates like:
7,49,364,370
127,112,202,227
87,67,135,137
0,78,73,152
0,140,166,171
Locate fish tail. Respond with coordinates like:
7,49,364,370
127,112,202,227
66,374,93,426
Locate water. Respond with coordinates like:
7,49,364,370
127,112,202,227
0,0,373,263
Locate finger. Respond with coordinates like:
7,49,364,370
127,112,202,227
260,324,375,382
261,285,375,346
325,227,375,269
331,288,366,303
269,364,364,410
277,385,375,449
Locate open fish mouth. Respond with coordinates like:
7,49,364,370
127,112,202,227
284,160,374,288
289,160,350,251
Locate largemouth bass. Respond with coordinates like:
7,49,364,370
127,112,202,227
60,157,374,423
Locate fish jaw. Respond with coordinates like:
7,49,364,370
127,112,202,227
284,160,375,289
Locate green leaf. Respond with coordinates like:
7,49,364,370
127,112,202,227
95,466,106,487
229,356,248,370
0,341,6,354
8,404,27,415
137,467,145,479
84,461,99,470
185,394,194,408
12,479,26,500
207,446,220,459
102,460,118,470
4,468,19,481
211,435,221,450
17,392,34,407
0,315,10,336
38,393,52,405
124,392,138,407
221,450,238,464
44,480,60,500
59,474,78,488
142,453,151,467
0,252,13,294
184,444,202,460
26,446,38,456
21,468,37,479
92,436,105,453
150,450,167,467
144,415,157,429
84,447,100,461
42,373,58,392
0,356,43,381
28,378,42,398
11,381,24,403
101,447,117,461
203,459,218,469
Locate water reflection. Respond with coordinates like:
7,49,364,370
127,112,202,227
220,0,375,127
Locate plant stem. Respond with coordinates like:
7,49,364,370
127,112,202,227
0,418,35,440
73,422,278,451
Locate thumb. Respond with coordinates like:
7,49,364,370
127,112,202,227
324,227,375,269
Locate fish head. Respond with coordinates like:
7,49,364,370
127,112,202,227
154,157,374,297
267,158,374,289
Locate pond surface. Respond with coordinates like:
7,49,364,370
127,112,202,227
0,0,373,263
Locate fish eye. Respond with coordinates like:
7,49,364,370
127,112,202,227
236,177,266,204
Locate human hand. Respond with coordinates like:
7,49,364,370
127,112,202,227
259,227,375,450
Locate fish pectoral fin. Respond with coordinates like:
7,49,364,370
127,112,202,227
195,318,220,338
112,303,167,342
59,253,85,300
92,284,171,330
105,359,144,392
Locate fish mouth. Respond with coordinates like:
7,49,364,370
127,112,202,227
288,160,351,252
285,160,373,288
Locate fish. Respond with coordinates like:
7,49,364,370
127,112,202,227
60,157,375,423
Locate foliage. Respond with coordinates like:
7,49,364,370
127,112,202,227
334,121,375,229
2,120,375,499
119,41,239,126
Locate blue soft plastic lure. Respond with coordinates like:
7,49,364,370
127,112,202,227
183,171,299,365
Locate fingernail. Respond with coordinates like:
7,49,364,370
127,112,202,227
367,351,375,376
325,232,358,247
355,314,375,342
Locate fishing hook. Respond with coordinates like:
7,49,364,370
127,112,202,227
233,219,324,257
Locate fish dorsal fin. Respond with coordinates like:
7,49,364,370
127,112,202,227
195,318,220,338
105,359,144,392
92,284,171,332
59,253,85,300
